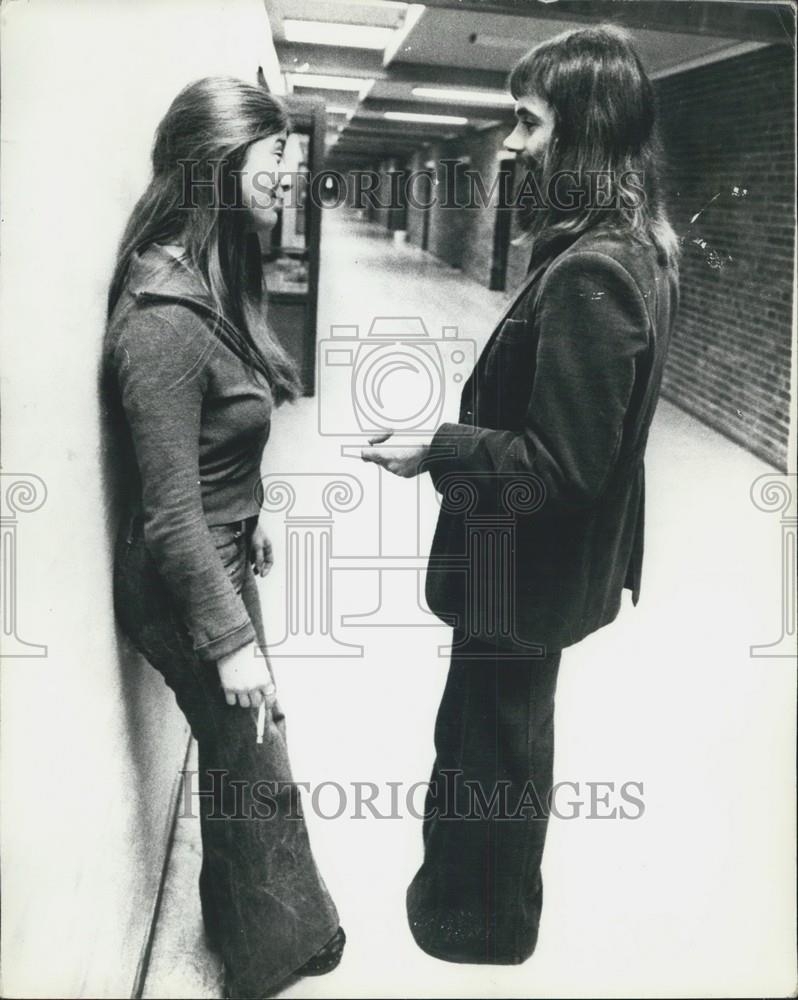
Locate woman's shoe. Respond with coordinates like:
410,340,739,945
297,925,346,976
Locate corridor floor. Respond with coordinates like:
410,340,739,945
141,210,794,999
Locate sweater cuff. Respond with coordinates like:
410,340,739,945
194,617,257,662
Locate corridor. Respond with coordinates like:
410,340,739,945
141,208,793,1000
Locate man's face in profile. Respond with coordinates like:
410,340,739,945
503,93,556,176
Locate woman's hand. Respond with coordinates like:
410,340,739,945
249,522,274,577
217,641,276,709
360,430,433,478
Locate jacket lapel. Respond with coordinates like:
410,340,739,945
461,250,560,409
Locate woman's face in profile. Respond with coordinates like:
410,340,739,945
240,130,288,233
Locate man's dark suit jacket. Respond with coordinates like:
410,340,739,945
423,227,679,654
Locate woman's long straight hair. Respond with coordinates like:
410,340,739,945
108,76,302,404
509,25,679,269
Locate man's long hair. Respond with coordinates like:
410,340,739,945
509,25,679,269
107,76,302,404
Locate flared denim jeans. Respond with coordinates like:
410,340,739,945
113,512,339,998
406,631,561,964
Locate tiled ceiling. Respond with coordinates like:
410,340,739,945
391,10,749,73
263,0,790,166
270,0,407,32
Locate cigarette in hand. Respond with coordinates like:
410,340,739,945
256,701,266,744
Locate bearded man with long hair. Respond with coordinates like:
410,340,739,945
362,24,680,965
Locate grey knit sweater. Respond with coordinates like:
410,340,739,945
104,245,273,661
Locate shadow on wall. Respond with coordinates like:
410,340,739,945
97,343,191,813
95,326,191,994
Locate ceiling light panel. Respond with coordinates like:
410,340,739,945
287,73,373,91
411,87,514,106
384,111,468,125
283,19,395,50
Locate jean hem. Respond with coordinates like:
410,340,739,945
405,913,534,967
224,917,340,999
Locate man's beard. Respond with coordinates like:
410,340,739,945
520,152,542,178
514,155,546,234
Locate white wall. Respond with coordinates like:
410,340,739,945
0,1,281,995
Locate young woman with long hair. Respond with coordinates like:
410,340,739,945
362,25,680,965
103,76,343,998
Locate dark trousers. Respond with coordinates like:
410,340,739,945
113,514,339,998
407,632,561,964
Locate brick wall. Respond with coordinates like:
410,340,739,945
397,45,794,471
656,45,794,471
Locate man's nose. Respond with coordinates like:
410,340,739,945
503,125,523,153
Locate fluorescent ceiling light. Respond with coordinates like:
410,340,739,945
411,87,514,106
384,111,468,125
287,73,370,92
283,19,395,50
471,34,530,50
383,3,426,63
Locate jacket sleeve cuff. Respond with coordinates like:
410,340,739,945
194,618,257,662
422,422,491,492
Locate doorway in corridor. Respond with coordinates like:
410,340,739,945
419,169,433,251
489,157,516,291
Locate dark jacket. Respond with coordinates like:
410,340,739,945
103,245,273,661
423,227,679,654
